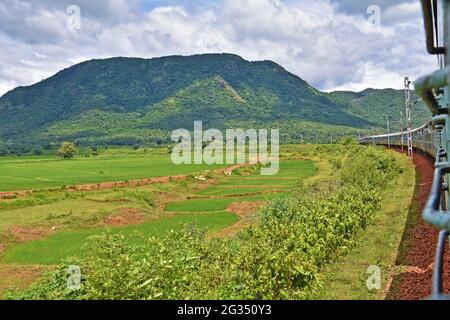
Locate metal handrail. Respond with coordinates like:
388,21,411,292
415,67,449,115
421,0,446,54
423,166,450,230
432,230,449,298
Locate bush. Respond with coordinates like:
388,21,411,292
57,142,78,159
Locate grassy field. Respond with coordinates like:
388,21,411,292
0,152,226,192
314,151,416,300
0,153,316,270
0,144,418,300
2,211,238,265
197,186,290,196
166,159,314,212
164,193,280,212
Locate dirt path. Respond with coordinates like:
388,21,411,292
388,148,450,299
216,201,266,237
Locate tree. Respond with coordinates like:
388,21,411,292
57,142,78,159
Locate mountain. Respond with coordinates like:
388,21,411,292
0,53,429,151
327,89,430,130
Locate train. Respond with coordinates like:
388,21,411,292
360,121,438,157
360,0,450,299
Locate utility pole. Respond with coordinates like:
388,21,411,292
405,77,413,159
387,115,391,148
372,127,375,145
400,110,404,152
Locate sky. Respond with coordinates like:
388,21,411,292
0,0,439,96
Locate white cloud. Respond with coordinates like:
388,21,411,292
326,62,405,92
0,0,438,96
384,1,423,24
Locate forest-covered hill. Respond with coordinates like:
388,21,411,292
0,53,429,152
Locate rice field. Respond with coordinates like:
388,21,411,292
0,155,315,267
0,152,226,192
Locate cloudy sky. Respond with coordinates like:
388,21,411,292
0,0,439,96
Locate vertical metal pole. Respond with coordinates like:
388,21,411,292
445,0,450,67
387,115,391,148
372,127,375,145
443,0,450,214
400,110,404,152
405,77,413,160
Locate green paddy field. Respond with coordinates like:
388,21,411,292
0,150,315,266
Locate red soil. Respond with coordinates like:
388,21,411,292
9,226,52,242
0,265,47,295
388,148,450,299
100,208,145,227
216,201,266,237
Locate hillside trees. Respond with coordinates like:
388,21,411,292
0,54,381,148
